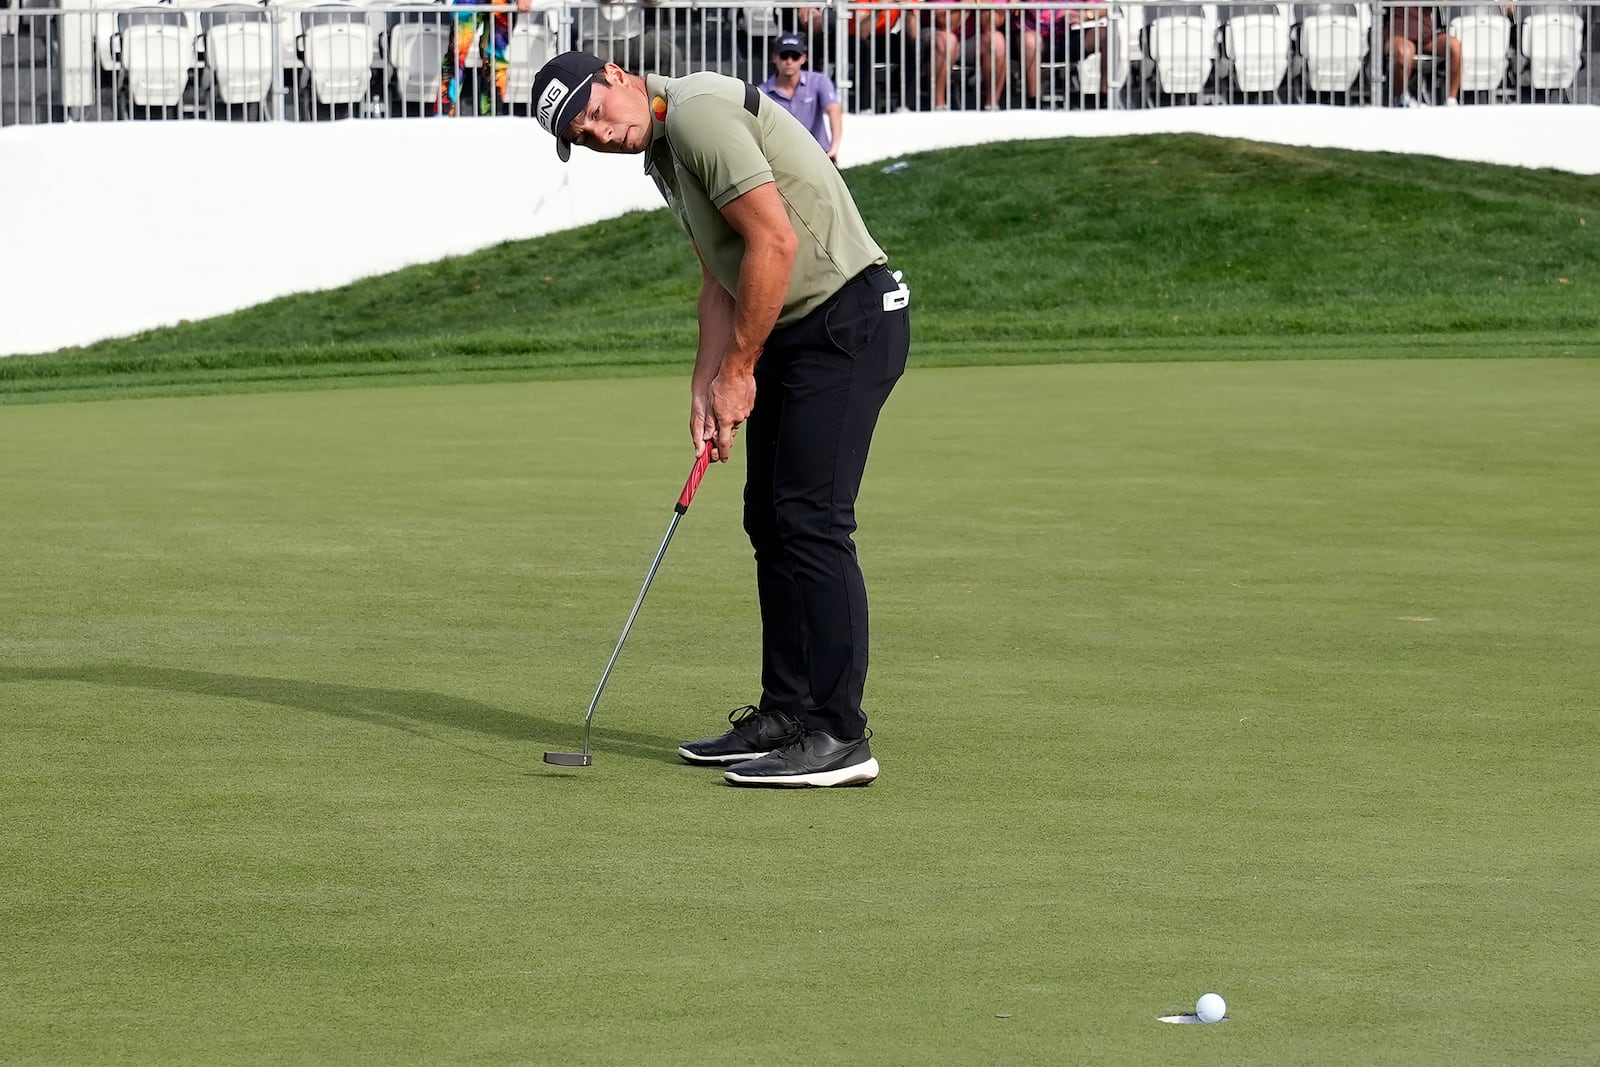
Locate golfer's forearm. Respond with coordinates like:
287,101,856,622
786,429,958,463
724,242,792,375
694,277,736,387
827,106,843,154
715,183,796,376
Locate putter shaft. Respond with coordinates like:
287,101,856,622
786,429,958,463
544,448,712,767
578,508,685,751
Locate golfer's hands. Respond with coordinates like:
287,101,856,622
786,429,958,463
706,370,755,463
690,386,713,458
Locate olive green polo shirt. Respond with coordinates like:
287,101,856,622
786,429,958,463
642,71,885,326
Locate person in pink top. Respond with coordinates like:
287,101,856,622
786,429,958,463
1018,1,1111,109
922,0,1010,109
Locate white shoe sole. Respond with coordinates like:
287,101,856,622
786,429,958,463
724,757,880,788
677,747,770,765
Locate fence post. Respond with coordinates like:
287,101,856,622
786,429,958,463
833,0,849,98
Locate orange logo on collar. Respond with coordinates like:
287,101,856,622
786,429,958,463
652,96,668,121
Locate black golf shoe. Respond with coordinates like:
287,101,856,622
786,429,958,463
677,705,801,766
723,730,879,788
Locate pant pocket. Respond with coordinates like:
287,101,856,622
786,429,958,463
823,284,883,358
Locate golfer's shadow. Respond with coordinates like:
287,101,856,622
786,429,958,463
0,664,682,768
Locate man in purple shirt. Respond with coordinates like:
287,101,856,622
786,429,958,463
759,32,844,163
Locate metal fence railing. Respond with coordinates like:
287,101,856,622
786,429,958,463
2,1,1594,125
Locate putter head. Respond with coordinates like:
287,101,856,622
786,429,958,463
543,751,592,767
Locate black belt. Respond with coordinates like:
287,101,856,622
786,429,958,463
843,263,891,289
816,265,888,311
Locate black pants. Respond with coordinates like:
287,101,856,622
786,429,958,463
743,264,910,740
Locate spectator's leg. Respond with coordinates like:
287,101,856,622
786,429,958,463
904,32,928,111
1386,35,1416,104
1022,27,1040,102
1433,32,1462,102
982,28,1007,107
439,8,479,115
487,11,511,111
928,29,955,108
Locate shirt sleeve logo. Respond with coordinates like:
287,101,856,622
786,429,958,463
652,95,668,122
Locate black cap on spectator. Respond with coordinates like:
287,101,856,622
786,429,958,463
533,51,608,161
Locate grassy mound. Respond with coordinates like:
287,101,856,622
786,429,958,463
4,134,1596,403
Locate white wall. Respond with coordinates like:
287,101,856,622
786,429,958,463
2,106,1597,356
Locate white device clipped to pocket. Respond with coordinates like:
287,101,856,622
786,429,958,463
883,269,910,312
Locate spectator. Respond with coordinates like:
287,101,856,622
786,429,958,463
851,0,923,111
921,2,962,109
925,0,1010,109
760,33,844,163
1385,4,1462,105
1020,1,1111,108
790,6,833,62
439,0,535,116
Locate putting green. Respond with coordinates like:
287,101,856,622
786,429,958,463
2,357,1596,1064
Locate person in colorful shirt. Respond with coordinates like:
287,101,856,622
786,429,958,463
439,0,535,116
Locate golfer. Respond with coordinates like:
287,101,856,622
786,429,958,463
531,52,909,787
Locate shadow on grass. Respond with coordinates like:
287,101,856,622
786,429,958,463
0,664,683,768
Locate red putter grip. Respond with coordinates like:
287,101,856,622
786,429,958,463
675,447,713,513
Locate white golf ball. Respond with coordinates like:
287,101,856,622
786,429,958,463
1195,992,1227,1023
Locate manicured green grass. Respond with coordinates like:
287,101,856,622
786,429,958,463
5,134,1597,402
3,358,1597,1064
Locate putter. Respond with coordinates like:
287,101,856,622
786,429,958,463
543,446,714,767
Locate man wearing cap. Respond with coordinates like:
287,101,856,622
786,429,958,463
759,33,842,164
531,51,910,788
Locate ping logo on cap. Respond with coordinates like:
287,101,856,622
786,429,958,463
537,78,571,134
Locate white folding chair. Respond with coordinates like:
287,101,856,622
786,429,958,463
742,3,781,40
503,1,562,106
111,6,196,110
1446,4,1512,94
200,3,275,110
96,0,151,77
1221,2,1291,94
1293,2,1366,94
1520,3,1585,92
1145,3,1219,95
576,0,644,57
296,1,378,106
388,16,449,107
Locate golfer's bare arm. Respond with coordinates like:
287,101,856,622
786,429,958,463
692,248,734,393
689,183,794,386
691,181,796,462
718,181,796,379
